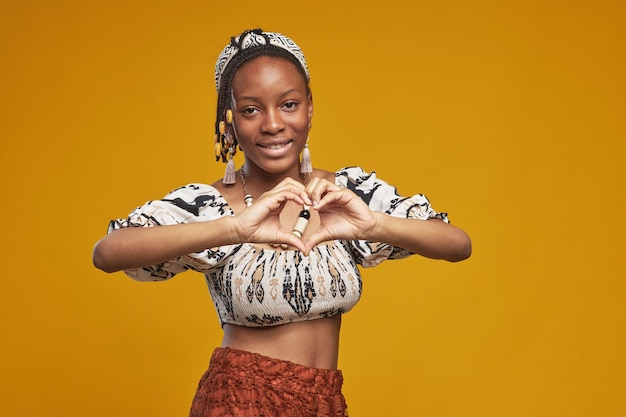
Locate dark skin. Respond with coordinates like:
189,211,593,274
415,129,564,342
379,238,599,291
93,55,471,369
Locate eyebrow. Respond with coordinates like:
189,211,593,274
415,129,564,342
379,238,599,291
234,88,303,103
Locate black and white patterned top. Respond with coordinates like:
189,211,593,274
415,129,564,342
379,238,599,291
108,166,448,327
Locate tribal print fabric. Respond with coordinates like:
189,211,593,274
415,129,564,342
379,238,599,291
214,29,310,92
108,167,448,327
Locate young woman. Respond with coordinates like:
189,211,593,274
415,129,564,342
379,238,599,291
93,28,471,417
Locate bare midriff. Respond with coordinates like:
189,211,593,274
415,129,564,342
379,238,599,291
221,315,342,370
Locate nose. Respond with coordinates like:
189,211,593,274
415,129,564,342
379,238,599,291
261,108,285,134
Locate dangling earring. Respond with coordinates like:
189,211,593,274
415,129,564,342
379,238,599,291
300,140,312,174
221,109,237,185
301,123,313,174
223,148,236,184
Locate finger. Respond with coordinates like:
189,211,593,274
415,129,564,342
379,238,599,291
266,181,312,206
261,189,309,210
285,177,314,205
304,176,321,193
275,231,307,253
302,230,330,255
307,178,341,207
274,177,307,192
313,188,351,211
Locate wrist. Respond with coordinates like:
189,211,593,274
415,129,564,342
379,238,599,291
366,211,388,242
226,215,248,245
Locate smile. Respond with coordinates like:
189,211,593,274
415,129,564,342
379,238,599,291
258,140,292,149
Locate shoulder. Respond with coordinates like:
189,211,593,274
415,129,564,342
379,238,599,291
334,166,381,187
311,168,336,182
156,183,232,219
163,183,222,201
333,167,405,211
311,166,377,185
110,182,232,230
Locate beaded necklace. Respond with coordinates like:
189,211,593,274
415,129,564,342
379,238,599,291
239,166,311,246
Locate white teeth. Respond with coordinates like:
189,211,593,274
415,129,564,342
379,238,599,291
263,143,287,149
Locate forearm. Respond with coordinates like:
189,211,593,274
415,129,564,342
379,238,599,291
92,217,240,273
367,213,472,262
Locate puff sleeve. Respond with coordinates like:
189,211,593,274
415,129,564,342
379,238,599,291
335,167,449,267
107,184,237,282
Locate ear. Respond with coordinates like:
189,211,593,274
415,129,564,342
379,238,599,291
307,92,314,121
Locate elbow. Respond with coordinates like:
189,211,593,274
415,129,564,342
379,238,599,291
92,238,121,273
447,233,472,263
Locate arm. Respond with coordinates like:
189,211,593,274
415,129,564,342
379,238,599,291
92,217,240,273
367,213,471,262
93,179,311,273
303,177,471,262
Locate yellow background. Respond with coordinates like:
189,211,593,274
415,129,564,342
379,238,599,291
1,1,625,416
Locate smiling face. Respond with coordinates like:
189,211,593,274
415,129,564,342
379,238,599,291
230,55,313,178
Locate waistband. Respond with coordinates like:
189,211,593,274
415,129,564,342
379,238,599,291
209,347,344,396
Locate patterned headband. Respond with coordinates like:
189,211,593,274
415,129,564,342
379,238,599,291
214,28,310,92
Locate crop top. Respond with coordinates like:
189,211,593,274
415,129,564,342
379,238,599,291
108,166,448,327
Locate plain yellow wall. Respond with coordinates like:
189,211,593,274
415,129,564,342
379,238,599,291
1,1,625,416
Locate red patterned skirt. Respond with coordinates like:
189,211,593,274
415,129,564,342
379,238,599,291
189,347,348,417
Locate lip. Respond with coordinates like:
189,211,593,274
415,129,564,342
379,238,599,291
256,139,294,156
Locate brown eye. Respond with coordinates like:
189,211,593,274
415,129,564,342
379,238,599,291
283,101,298,111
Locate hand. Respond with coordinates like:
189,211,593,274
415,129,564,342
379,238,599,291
234,177,312,252
303,177,378,253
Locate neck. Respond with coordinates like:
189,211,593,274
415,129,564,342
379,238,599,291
241,162,305,191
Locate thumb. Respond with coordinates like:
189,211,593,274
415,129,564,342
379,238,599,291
302,230,328,255
278,232,307,253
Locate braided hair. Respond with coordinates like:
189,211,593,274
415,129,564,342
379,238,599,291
214,30,311,163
